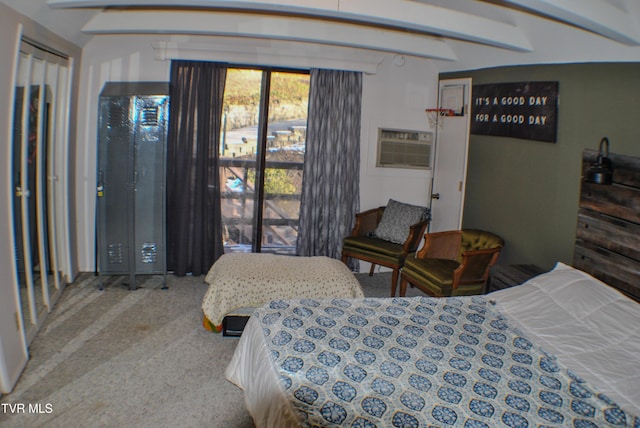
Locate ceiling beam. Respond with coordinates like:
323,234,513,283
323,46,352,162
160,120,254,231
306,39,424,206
502,0,640,45
336,0,532,51
48,0,533,51
82,9,458,60
150,39,387,74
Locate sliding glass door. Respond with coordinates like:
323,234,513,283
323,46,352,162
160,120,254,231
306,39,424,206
219,68,309,254
12,40,69,343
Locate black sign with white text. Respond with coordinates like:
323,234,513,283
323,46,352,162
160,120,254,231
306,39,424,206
471,82,559,142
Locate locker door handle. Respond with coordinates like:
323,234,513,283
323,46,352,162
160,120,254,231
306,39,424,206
431,193,440,200
97,170,104,198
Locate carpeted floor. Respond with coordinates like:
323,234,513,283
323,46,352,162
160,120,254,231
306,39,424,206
0,269,423,428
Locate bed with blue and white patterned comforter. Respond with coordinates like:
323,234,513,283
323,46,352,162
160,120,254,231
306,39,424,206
225,264,640,428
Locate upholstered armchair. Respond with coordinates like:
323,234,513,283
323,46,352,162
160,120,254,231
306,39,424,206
399,229,504,297
341,200,430,296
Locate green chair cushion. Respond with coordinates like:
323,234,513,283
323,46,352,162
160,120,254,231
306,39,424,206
402,257,485,297
450,283,486,296
403,257,460,287
342,236,407,268
343,236,405,258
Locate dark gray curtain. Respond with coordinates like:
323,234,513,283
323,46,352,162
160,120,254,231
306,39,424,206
167,60,227,276
296,69,362,262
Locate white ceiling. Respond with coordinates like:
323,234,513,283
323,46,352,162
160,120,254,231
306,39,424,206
2,0,640,61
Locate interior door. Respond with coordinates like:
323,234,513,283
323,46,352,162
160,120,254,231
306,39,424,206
429,78,472,232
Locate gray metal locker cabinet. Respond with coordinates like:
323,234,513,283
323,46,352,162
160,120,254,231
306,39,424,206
97,82,169,289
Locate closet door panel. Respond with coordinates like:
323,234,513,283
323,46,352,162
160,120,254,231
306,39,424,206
5,38,71,393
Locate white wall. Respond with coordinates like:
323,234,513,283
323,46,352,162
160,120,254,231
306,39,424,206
74,35,442,271
360,56,437,210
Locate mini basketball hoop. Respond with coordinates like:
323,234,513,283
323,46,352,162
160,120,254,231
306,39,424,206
425,108,455,130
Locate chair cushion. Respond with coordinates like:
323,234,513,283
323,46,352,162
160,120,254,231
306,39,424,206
374,199,429,244
342,236,407,268
343,236,405,258
403,257,460,287
403,257,484,296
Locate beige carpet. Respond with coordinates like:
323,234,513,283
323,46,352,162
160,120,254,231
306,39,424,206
0,269,416,427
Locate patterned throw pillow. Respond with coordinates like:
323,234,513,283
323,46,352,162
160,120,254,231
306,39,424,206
374,199,430,244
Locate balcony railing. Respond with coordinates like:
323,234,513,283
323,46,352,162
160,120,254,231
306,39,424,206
219,157,303,254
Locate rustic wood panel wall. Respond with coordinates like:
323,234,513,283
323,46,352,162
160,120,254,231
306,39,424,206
574,149,640,301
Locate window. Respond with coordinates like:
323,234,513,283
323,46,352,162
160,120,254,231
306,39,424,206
219,68,310,254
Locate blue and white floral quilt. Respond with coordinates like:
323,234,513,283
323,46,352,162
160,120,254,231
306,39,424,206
254,295,639,427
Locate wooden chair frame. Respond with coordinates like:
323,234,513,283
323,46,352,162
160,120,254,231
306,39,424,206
341,207,430,296
399,229,503,297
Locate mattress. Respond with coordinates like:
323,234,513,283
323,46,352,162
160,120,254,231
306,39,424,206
202,253,365,332
226,262,640,427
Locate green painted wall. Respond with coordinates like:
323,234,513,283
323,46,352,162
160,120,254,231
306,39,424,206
442,63,640,270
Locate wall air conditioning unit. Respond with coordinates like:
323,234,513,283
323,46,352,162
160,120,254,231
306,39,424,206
376,128,433,169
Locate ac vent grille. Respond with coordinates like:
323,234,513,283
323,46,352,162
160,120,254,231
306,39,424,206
376,128,433,169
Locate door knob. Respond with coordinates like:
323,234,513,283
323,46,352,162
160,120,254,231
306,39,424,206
431,193,440,200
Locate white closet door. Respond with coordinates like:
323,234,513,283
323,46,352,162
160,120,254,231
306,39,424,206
3,38,71,393
429,78,472,232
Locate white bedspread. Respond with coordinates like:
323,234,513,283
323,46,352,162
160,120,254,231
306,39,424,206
202,253,364,331
490,262,640,416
